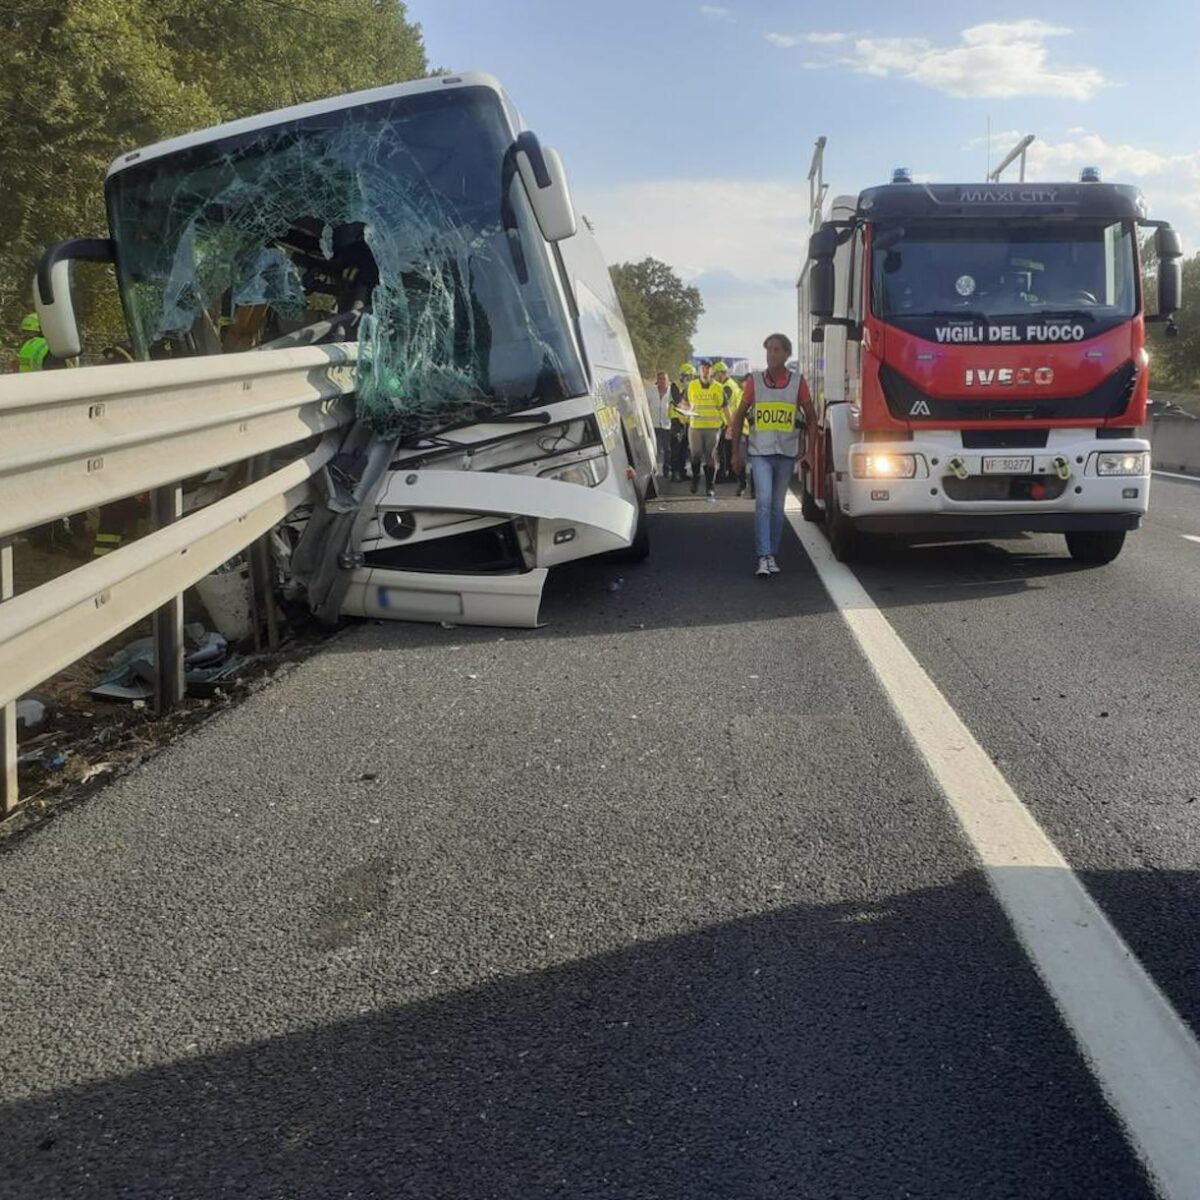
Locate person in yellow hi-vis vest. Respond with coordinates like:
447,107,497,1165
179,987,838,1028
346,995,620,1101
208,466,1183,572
668,362,694,481
685,360,728,498
16,312,50,372
713,360,739,485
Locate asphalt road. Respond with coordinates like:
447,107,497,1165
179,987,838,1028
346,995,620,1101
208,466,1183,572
2,474,1198,1198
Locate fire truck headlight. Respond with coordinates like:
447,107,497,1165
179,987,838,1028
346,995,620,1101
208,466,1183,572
1096,452,1148,477
851,453,918,479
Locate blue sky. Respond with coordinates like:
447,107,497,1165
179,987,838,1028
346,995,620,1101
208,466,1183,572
415,1,1200,365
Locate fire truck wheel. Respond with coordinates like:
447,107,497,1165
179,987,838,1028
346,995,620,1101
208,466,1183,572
1064,529,1125,565
824,469,861,562
800,467,821,523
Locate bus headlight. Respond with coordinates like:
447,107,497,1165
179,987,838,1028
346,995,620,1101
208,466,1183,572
1096,452,1148,477
540,454,610,487
851,452,918,479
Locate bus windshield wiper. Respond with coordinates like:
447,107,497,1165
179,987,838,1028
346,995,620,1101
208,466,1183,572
484,411,552,424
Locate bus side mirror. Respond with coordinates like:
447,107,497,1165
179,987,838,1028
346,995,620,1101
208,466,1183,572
1155,226,1183,317
513,132,577,243
34,237,115,359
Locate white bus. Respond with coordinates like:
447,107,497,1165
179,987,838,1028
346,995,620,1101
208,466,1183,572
36,73,656,626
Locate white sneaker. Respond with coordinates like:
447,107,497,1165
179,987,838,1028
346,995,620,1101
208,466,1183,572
755,556,772,578
766,555,781,574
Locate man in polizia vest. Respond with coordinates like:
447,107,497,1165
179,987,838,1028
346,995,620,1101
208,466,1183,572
685,360,728,498
17,312,49,372
668,362,695,482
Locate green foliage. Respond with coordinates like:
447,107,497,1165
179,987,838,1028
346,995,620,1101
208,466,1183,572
0,0,426,354
1145,251,1200,393
610,257,704,378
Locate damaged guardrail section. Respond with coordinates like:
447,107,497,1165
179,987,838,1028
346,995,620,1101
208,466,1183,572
0,344,357,815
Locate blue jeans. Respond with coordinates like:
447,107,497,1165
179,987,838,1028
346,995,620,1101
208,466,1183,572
750,453,795,557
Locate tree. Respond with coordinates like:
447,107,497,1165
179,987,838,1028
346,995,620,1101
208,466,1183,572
610,257,704,378
1144,251,1200,393
0,0,426,354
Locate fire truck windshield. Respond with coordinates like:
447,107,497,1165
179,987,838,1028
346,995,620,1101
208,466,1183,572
871,220,1138,333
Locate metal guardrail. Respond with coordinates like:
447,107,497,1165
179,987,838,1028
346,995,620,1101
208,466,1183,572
0,344,358,815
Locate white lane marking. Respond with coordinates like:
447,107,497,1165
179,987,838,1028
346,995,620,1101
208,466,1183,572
1154,470,1200,483
785,496,1200,1200
1182,535,1200,546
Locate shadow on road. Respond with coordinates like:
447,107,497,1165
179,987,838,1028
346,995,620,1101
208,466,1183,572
0,870,1165,1199
851,534,1096,610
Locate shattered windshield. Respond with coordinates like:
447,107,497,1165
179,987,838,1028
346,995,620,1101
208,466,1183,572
871,220,1137,336
105,86,587,438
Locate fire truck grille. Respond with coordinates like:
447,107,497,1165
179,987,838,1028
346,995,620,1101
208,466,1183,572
879,361,1138,423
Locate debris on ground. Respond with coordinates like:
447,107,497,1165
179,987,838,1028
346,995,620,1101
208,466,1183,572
15,696,52,733
91,624,255,701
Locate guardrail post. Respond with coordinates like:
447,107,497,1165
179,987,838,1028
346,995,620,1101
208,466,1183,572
151,485,185,714
248,455,280,653
1,538,17,815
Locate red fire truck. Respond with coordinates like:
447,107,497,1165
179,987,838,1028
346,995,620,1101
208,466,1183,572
796,138,1183,563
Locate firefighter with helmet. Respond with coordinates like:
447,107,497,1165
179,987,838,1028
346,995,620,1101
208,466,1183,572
668,362,695,481
713,360,738,484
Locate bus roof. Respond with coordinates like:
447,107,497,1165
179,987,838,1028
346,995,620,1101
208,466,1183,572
105,72,516,179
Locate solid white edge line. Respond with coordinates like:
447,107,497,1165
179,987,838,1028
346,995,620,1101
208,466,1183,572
1153,469,1200,483
785,495,1200,1200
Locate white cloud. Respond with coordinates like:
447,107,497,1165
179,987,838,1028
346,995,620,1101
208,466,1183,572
1025,132,1197,178
699,5,731,19
813,21,1108,99
579,179,808,356
959,20,1072,44
768,30,849,48
962,128,1024,151
996,132,1200,250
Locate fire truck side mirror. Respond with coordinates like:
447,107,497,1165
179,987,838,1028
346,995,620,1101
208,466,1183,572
810,261,836,319
808,226,838,261
1155,226,1183,317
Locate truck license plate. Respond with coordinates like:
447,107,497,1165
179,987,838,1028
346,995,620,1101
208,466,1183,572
982,456,1033,475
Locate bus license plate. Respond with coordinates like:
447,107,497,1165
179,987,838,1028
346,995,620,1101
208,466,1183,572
982,456,1033,475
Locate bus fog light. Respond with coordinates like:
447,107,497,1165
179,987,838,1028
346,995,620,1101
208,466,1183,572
870,489,890,501
381,510,417,540
1122,487,1139,500
553,527,576,544
851,453,917,479
1097,452,1148,476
